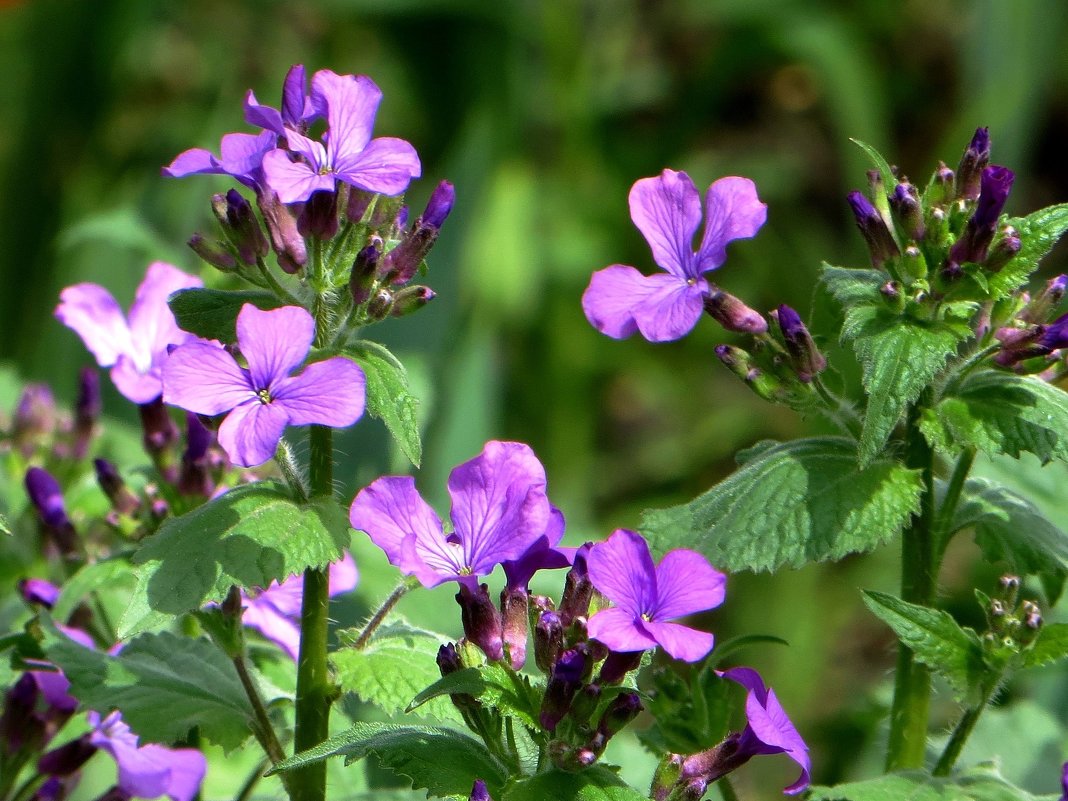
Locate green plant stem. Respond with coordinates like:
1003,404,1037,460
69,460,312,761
274,438,310,502
354,576,420,649
933,447,976,561
9,772,45,801
233,654,288,764
256,257,302,307
932,673,1003,776
292,425,334,801
717,776,740,801
234,758,270,801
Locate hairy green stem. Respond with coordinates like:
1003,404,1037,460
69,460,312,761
354,576,420,649
233,654,288,766
717,776,740,801
234,758,270,801
256,257,302,307
274,438,310,502
932,693,990,776
933,447,976,561
292,425,334,801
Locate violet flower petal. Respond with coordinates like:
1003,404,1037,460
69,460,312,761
163,342,254,415
55,284,132,367
313,70,381,156
272,357,366,427
262,147,333,204
128,262,202,361
236,305,316,391
629,169,703,279
695,177,768,273
582,265,706,342
333,136,422,197
400,526,469,588
162,148,221,178
641,619,714,662
242,584,303,659
653,549,726,620
350,476,444,567
585,606,659,652
216,400,289,468
244,90,284,135
282,64,311,127
587,529,657,616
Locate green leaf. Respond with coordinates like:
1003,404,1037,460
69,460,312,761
842,304,970,464
0,511,10,535
849,139,897,192
862,591,985,703
346,340,422,468
949,479,1068,591
1020,622,1068,669
42,622,254,752
119,481,350,637
52,558,133,621
640,437,922,572
502,767,647,801
332,621,461,723
987,203,1068,299
810,764,1058,801
922,371,1068,463
821,264,887,308
268,721,507,799
168,288,285,342
407,663,542,729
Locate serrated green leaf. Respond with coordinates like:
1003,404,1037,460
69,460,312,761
42,621,254,752
332,622,461,723
640,437,922,572
345,340,422,467
1020,623,1068,669
808,767,1059,801
821,264,887,307
52,558,133,621
863,591,986,703
119,482,350,638
842,305,970,464
408,663,542,729
168,288,286,342
502,767,647,801
948,478,1068,592
269,721,507,800
987,203,1068,299
922,371,1068,463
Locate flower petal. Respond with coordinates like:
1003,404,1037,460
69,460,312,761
586,606,658,653
272,356,365,427
696,176,767,273
244,89,284,135
653,549,726,620
217,400,289,467
313,70,381,159
263,147,333,204
111,356,164,404
235,304,315,392
127,261,202,360
218,131,276,181
641,619,714,662
163,147,222,178
447,441,551,577
334,136,421,197
350,476,444,566
163,342,253,416
582,266,705,342
401,532,467,588
329,551,359,596
629,169,702,278
55,283,132,367
282,64,310,127
242,584,302,659
587,529,657,616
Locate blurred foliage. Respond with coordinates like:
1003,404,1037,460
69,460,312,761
3,0,1068,797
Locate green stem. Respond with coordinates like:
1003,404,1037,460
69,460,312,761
933,673,1002,777
274,438,310,503
256,257,302,307
233,654,288,766
933,447,976,562
717,776,741,801
292,425,334,801
354,576,420,649
234,758,270,801
9,772,45,801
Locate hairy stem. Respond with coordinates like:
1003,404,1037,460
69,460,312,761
354,576,420,649
256,257,302,307
932,696,988,776
233,654,288,766
274,438,310,503
234,758,270,801
933,447,976,562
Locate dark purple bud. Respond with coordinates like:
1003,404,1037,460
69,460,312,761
25,468,78,556
702,288,767,334
680,731,752,786
390,286,435,317
468,779,492,801
775,305,826,383
596,691,642,740
14,384,56,454
178,413,214,497
346,189,373,224
1021,274,1068,324
456,583,504,662
282,64,307,129
995,313,1068,368
1,673,45,754
367,288,394,320
558,543,594,625
984,226,1021,273
949,165,1015,268
349,240,382,306
377,183,454,285
597,650,643,685
38,735,97,776
188,234,238,272
138,398,179,484
534,610,564,672
94,459,139,516
19,578,60,608
880,281,901,301
1025,609,1043,629
71,368,101,460
213,190,269,265
929,161,955,205
847,191,900,267
298,189,340,241
889,181,925,242
539,646,588,731
423,181,455,229
395,205,409,229
90,786,132,801
437,642,463,676
955,127,991,201
257,190,307,273
500,586,529,670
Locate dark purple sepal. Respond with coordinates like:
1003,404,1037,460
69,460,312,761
38,736,98,777
90,787,131,801
25,468,78,556
256,190,307,273
188,234,238,272
558,543,594,624
423,180,455,229
983,226,1021,273
889,181,925,242
178,413,215,497
346,189,373,224
774,305,826,382
597,650,643,685
298,189,340,241
73,367,101,460
1021,274,1068,324
1,673,46,754
955,126,991,201
534,610,564,673
702,289,767,334
213,189,269,265
847,191,900,267
500,586,529,670
94,459,139,516
596,691,642,740
14,384,56,455
456,583,504,662
138,397,179,484
539,646,588,731
349,241,382,305
377,184,454,285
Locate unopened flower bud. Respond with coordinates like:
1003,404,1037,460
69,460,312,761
19,578,61,608
900,245,928,282
651,754,684,801
390,286,436,317
378,181,455,285
927,161,955,206
38,736,97,777
25,468,78,557
848,191,900,268
558,543,593,624
423,180,456,229
188,234,238,271
1,674,45,754
94,459,139,516
212,189,268,265
349,241,382,306
534,610,564,672
73,367,101,460
456,583,504,662
955,127,991,201
178,413,214,497
598,650,643,685
345,189,373,223
468,779,493,801
14,384,56,455
539,646,588,731
1025,610,1042,629
298,189,340,241
995,314,1068,368
774,305,826,382
880,280,902,304
596,691,642,740
714,346,787,403
703,288,767,334
500,586,529,670
948,165,1015,268
890,181,925,242
367,288,394,320
1020,274,1068,324
984,227,1021,273
138,398,179,483
257,190,307,273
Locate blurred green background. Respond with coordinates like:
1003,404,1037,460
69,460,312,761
3,0,1068,797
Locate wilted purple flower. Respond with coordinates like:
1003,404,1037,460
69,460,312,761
244,64,319,136
86,711,206,801
56,262,203,404
349,440,552,588
681,667,810,795
162,304,366,467
241,552,358,659
262,70,421,203
586,529,725,662
582,169,767,342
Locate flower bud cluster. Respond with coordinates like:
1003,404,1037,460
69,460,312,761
981,574,1044,654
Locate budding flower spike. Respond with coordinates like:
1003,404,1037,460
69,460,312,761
586,529,725,662
582,169,767,342
162,304,366,467
56,262,202,404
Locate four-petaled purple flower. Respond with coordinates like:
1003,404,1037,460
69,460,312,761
582,169,767,342
241,552,358,659
244,64,319,136
349,440,552,588
262,70,421,204
162,304,366,467
163,130,277,190
56,262,202,404
586,529,725,662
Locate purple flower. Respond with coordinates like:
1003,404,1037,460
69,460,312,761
349,440,552,588
163,130,277,189
56,262,203,404
582,169,766,342
262,70,421,203
244,64,319,136
87,711,206,801
241,552,358,659
586,529,725,662
162,304,366,467
501,506,571,590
